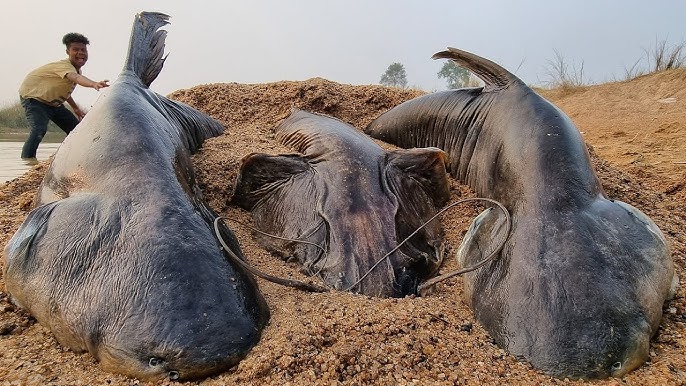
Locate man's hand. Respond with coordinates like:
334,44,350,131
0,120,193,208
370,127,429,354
92,80,110,91
73,106,86,120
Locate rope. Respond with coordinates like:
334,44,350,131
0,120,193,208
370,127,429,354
213,217,328,293
417,198,511,296
213,196,511,296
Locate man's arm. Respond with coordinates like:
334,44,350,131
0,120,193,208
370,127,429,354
64,72,109,119
65,72,110,91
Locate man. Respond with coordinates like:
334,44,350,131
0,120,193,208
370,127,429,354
19,32,109,159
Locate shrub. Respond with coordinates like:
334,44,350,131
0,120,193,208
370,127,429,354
0,101,28,130
0,100,60,132
623,38,686,81
646,38,685,72
542,49,585,89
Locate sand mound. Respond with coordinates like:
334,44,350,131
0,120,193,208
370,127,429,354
0,74,684,385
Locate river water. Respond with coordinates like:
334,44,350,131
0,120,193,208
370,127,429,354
0,133,65,184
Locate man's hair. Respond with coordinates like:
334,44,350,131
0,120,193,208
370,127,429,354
62,33,90,47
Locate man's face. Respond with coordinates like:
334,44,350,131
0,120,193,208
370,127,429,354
66,42,88,69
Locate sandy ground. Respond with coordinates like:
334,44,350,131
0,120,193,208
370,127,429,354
0,72,684,385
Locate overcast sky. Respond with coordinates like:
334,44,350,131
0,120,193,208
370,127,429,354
2,1,684,108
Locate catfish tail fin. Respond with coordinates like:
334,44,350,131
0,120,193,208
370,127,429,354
432,47,523,92
123,11,170,87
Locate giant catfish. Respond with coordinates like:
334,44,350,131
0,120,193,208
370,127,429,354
3,12,269,381
364,47,677,379
231,108,450,297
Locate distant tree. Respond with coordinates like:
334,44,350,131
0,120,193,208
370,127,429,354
437,61,471,89
380,62,408,88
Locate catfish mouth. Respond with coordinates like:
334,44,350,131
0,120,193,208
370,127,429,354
544,342,649,381
300,216,445,297
98,342,249,381
522,332,650,381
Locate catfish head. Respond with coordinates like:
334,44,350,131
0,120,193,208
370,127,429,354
231,109,450,297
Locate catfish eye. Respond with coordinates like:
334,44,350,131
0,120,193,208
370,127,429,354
149,357,163,367
168,371,180,380
611,361,622,371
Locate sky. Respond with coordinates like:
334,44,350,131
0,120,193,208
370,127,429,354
2,1,685,109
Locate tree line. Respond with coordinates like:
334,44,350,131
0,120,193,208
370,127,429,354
380,61,477,89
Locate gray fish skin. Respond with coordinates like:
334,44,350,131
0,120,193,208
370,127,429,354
233,109,450,297
3,12,269,382
365,47,676,379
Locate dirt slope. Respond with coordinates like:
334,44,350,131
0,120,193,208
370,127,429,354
0,73,684,385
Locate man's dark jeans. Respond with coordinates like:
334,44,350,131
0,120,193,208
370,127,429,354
21,97,78,158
